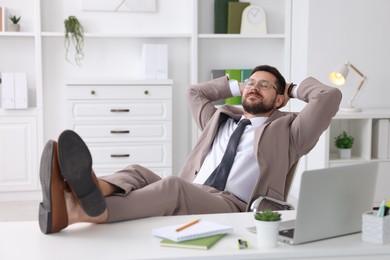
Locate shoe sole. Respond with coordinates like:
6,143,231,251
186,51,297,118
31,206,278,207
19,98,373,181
39,140,68,234
58,130,106,217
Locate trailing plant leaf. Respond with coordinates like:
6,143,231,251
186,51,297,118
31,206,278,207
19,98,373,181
254,210,281,221
64,16,84,66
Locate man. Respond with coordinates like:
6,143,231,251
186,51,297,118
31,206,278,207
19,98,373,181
39,65,342,234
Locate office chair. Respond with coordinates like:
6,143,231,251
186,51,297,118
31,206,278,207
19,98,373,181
250,160,299,212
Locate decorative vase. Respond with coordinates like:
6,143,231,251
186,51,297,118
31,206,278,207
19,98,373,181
339,148,351,159
9,24,20,32
254,219,281,248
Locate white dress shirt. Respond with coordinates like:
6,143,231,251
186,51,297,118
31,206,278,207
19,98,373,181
193,116,267,203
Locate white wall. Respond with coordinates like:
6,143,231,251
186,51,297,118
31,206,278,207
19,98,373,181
305,0,390,109
291,0,390,108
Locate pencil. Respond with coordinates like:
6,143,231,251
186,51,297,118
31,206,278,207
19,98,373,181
176,218,201,232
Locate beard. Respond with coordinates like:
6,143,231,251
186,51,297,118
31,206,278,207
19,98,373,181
242,93,276,115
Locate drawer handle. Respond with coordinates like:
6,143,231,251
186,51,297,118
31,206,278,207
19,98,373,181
144,90,149,95
111,154,130,158
110,130,130,134
110,109,130,113
90,90,96,95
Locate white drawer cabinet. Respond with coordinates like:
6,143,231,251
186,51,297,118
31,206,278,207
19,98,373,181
66,80,173,178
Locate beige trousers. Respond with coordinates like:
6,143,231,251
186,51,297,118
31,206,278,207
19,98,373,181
99,165,247,223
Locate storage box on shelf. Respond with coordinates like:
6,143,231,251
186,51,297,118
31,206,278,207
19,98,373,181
66,79,172,178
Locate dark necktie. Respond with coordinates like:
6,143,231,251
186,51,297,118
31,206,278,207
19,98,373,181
204,119,251,190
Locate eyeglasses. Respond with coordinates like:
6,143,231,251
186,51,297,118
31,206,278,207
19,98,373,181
243,78,278,92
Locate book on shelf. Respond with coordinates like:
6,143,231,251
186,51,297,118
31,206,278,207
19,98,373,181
211,69,226,105
372,119,390,159
227,2,250,34
241,69,252,82
0,6,4,32
152,219,233,242
210,69,226,80
160,234,226,250
210,69,252,105
214,0,238,34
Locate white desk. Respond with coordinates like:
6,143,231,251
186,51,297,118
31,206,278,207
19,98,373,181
1,211,389,260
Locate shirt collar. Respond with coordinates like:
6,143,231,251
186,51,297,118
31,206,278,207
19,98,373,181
239,116,268,127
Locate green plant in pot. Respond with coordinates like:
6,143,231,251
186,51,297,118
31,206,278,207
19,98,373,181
64,16,84,66
334,131,354,159
254,210,281,247
254,210,281,221
9,15,21,32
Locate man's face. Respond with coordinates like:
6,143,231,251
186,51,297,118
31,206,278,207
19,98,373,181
242,71,281,116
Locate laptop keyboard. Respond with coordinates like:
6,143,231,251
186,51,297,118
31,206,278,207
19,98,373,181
279,228,294,238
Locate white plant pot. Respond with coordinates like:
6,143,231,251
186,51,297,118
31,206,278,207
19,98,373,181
339,148,351,159
8,24,20,32
254,219,281,248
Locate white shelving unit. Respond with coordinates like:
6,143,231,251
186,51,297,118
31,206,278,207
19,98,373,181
326,109,390,167
320,109,390,205
195,0,291,83
0,0,192,199
0,0,42,197
191,0,292,143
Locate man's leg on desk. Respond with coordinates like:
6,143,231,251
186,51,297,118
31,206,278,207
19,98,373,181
39,130,245,234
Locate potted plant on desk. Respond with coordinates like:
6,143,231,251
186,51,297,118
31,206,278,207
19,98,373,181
254,210,281,248
334,131,354,159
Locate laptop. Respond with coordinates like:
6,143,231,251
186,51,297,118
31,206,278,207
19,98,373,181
249,162,378,245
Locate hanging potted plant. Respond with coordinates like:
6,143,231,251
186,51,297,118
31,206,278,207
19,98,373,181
334,131,354,159
254,210,281,248
9,15,21,32
64,16,84,66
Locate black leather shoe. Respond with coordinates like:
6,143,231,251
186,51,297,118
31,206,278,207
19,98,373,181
58,130,106,217
39,140,68,234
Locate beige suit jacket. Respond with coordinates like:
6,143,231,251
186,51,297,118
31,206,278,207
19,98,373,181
179,76,342,211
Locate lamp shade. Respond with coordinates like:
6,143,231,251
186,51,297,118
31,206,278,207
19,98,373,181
329,64,349,86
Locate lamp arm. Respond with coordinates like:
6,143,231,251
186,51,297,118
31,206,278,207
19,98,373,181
349,63,365,78
345,63,367,108
347,77,366,107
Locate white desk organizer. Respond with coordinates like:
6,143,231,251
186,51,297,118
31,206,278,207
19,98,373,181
362,211,390,244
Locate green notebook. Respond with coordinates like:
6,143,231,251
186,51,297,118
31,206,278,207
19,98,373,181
227,2,250,34
241,69,252,82
160,234,226,250
214,0,238,33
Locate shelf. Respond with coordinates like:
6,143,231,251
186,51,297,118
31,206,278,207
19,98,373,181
65,78,173,86
334,109,390,119
0,108,38,116
41,32,192,38
329,153,369,162
0,32,35,37
198,34,286,39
